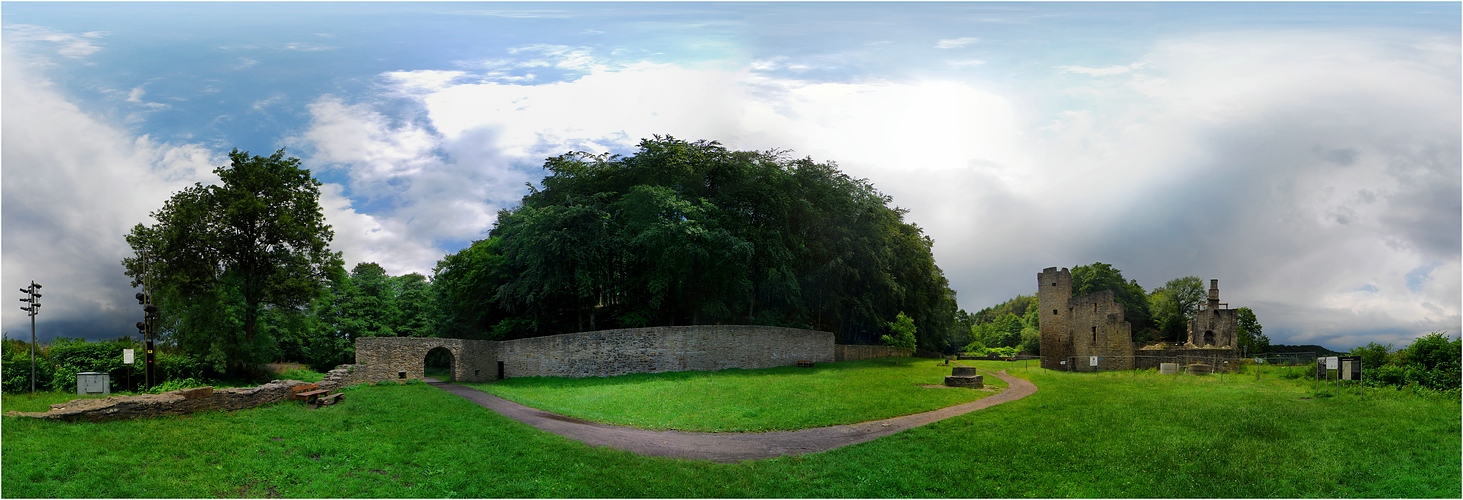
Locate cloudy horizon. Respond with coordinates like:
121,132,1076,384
3,3,1458,351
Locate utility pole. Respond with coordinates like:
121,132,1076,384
18,281,43,392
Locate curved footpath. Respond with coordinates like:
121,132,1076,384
431,370,1037,463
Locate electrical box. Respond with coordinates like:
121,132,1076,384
77,372,110,396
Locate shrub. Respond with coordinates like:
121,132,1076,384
1,338,53,393
881,312,917,353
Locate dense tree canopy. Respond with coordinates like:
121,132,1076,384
434,136,960,348
123,149,340,374
1149,276,1204,343
1071,262,1154,334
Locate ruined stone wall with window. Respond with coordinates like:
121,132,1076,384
1038,266,1135,371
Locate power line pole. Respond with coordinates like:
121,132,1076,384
18,281,43,393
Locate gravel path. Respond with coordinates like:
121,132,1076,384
431,369,1037,463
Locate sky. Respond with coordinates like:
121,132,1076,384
2,2,1459,351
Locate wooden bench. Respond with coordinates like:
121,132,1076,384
315,392,344,407
295,389,329,406
796,360,815,368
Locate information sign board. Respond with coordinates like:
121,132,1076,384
1089,356,1098,367
123,349,134,365
1326,356,1338,370
1255,358,1264,364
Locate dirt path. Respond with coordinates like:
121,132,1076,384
431,370,1037,463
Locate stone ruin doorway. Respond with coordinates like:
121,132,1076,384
424,346,455,382
1203,330,1215,346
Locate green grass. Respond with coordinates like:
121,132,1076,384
462,357,1004,431
2,360,1457,497
1,391,114,413
275,368,325,383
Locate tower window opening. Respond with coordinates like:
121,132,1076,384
1053,309,1058,315
1092,326,1097,343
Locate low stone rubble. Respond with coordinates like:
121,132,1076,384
7,379,309,422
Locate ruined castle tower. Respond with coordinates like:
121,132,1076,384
1038,266,1136,371
1037,267,1073,370
1187,279,1238,348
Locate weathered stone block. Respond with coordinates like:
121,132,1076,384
944,375,984,388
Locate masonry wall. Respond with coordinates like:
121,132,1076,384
1038,267,1073,370
1132,348,1239,370
1188,308,1238,348
495,325,835,378
834,344,912,361
1067,290,1136,371
354,337,498,383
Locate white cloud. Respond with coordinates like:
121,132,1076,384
331,30,1457,349
1058,63,1145,76
283,42,334,52
935,37,979,49
1,45,221,340
4,24,105,59
295,96,529,275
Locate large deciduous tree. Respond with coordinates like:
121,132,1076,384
1149,276,1205,343
124,149,340,374
1234,307,1268,355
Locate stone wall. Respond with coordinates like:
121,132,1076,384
353,337,497,383
1038,267,1073,370
496,325,834,378
1067,290,1135,371
1132,348,1239,370
834,344,912,361
348,325,837,383
7,379,309,423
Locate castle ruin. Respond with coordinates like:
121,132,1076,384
1187,279,1237,348
1037,267,1135,371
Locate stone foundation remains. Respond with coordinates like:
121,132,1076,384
6,379,313,423
944,366,984,388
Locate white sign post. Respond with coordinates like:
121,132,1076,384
1089,356,1098,366
1325,356,1338,370
123,348,135,392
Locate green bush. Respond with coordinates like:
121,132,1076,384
1,339,53,392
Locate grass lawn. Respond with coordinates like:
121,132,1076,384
2,360,1458,497
462,357,1005,431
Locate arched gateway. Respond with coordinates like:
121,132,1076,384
350,326,835,384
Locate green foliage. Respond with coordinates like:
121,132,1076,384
965,345,1020,357
440,136,958,348
1346,332,1460,391
1071,262,1152,331
433,238,510,339
1,337,53,393
392,273,436,337
277,367,325,383
337,262,400,339
123,149,341,374
1148,276,1203,343
1349,341,1393,372
145,377,207,394
1235,306,1269,354
961,295,1040,354
881,312,918,353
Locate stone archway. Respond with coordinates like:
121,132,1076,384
352,337,492,384
424,346,455,382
